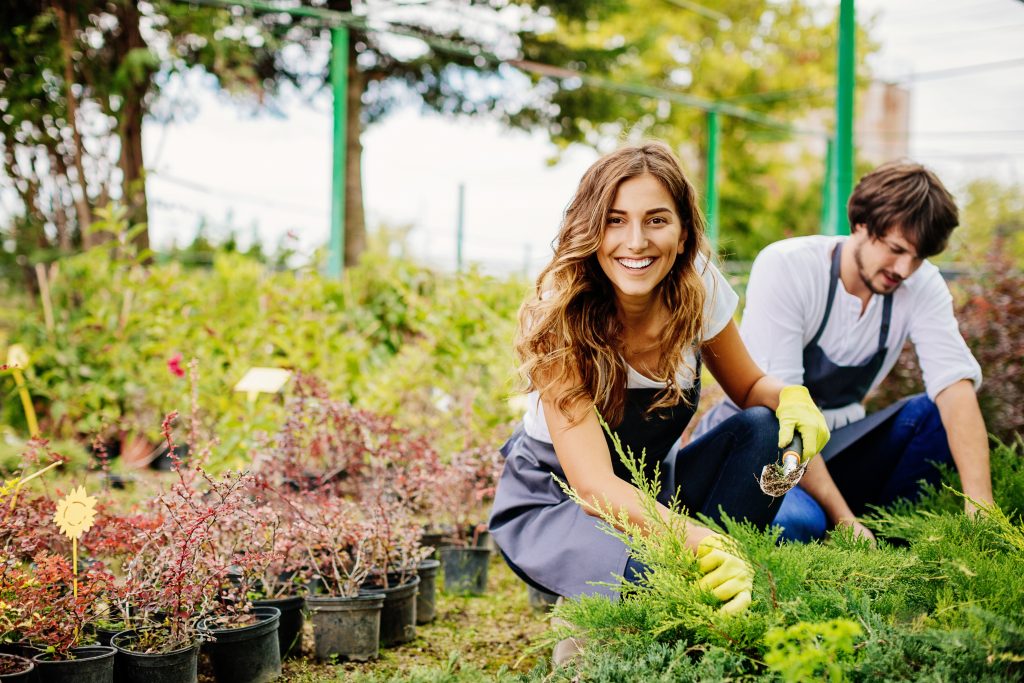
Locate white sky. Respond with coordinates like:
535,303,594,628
140,0,1024,274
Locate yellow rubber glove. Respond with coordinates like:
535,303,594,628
775,385,830,464
696,534,753,616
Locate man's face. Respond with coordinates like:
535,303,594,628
849,225,925,295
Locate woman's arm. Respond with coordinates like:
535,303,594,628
540,377,715,552
702,320,830,463
702,320,784,410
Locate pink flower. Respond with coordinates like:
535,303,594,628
167,354,185,378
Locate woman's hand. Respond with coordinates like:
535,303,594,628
775,385,830,463
696,534,753,615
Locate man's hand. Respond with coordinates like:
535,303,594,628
834,517,877,547
776,386,830,463
696,534,753,615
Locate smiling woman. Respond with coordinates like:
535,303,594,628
487,142,831,658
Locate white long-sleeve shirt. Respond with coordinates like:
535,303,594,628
739,235,981,430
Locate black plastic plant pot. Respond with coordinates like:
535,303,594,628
439,546,491,595
94,625,126,647
32,646,115,683
0,644,41,662
0,653,34,682
362,575,420,647
111,630,199,683
415,559,441,624
253,595,305,659
196,606,281,683
472,528,493,552
419,528,454,560
526,584,560,613
151,444,189,471
306,593,384,662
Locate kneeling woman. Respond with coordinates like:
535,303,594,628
489,141,829,613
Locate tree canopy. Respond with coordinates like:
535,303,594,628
2,0,880,269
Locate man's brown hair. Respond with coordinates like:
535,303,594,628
847,161,958,258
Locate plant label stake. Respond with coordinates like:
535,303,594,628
54,486,98,598
7,460,62,511
5,344,39,437
759,433,807,497
234,367,292,403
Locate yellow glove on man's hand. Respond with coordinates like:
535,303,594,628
696,534,753,616
775,385,830,463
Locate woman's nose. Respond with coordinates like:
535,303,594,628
626,222,647,251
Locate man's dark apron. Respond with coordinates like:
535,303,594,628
489,370,700,599
803,242,908,460
693,241,908,457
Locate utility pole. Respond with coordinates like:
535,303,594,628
327,26,349,277
705,110,720,253
834,0,855,236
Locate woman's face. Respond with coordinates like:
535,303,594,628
596,173,685,307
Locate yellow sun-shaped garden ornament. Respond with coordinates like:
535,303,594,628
54,486,98,540
53,486,99,598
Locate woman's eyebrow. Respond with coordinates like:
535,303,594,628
607,207,673,215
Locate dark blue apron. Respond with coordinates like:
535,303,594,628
693,240,907,455
802,242,910,460
489,365,700,599
803,241,892,410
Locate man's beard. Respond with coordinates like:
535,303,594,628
853,241,901,295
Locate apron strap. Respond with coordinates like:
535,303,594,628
808,241,843,348
878,292,893,352
809,240,893,353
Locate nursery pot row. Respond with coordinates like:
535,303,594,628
306,570,430,662
100,606,281,683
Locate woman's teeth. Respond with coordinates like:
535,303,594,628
619,257,653,270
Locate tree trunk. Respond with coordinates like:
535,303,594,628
54,1,92,246
113,0,150,255
343,38,366,268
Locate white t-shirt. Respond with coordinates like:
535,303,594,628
523,255,739,443
740,235,982,430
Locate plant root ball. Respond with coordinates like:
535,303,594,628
758,462,808,498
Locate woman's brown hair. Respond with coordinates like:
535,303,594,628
515,141,711,427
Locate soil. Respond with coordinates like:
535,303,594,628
0,653,32,674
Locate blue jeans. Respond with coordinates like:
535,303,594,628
773,395,953,543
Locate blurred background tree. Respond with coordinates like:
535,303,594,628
945,177,1024,268
514,0,879,260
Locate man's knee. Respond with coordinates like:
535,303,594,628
902,395,944,433
773,487,827,543
899,395,952,464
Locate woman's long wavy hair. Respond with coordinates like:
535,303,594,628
516,141,711,427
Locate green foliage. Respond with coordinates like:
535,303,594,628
763,619,861,682
869,255,1024,442
543,422,1024,681
946,177,1024,268
0,212,525,467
